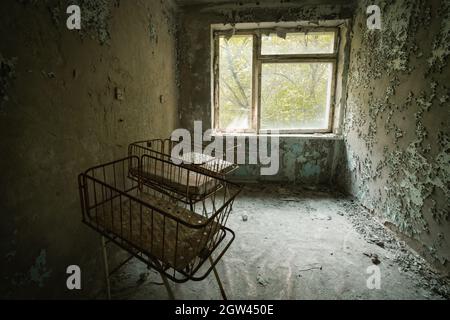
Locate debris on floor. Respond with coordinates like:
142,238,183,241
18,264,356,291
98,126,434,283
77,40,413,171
342,200,450,298
364,253,381,265
137,272,150,284
256,274,269,287
375,241,385,248
109,184,450,300
298,264,323,273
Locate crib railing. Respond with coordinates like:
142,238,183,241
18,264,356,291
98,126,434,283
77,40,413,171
78,156,241,283
129,138,238,176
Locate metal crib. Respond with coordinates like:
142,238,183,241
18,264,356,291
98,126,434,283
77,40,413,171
128,138,239,178
78,155,241,300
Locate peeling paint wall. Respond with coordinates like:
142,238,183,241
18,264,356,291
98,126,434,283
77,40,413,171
0,54,17,111
177,1,355,185
0,0,179,298
338,0,450,274
227,136,342,186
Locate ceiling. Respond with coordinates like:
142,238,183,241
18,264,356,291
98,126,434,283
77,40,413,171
174,0,351,7
175,0,266,6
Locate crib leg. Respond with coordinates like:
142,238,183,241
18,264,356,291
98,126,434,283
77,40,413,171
210,257,227,300
160,272,175,300
101,236,112,300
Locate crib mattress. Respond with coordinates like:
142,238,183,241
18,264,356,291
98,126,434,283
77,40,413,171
93,191,220,271
200,158,235,173
129,166,219,196
177,152,213,165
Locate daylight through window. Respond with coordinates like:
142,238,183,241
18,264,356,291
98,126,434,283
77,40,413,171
213,28,338,133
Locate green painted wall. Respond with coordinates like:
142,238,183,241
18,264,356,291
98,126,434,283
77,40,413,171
337,0,450,274
0,0,179,298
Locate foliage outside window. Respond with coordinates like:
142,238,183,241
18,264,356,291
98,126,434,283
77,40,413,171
213,28,338,134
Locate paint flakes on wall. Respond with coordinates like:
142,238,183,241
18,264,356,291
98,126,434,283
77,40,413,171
29,249,52,288
149,21,158,44
427,0,450,72
50,0,118,45
8,249,52,289
0,54,17,113
341,0,450,270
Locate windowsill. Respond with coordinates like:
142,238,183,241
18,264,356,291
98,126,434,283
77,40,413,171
212,132,343,140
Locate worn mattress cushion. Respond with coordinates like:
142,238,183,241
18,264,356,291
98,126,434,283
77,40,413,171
92,191,221,271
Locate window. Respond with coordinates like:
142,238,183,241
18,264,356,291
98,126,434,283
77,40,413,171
212,27,339,134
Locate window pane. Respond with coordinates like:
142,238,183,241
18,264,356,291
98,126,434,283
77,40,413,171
260,63,333,130
218,35,253,130
261,32,335,55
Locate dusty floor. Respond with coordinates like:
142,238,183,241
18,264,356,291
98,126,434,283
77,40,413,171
107,183,449,300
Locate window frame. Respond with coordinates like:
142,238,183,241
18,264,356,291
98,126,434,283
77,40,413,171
212,27,340,134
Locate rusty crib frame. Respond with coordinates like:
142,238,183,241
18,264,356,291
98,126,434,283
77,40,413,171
129,138,239,178
78,153,241,300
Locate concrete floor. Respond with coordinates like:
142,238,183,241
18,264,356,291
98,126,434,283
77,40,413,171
108,184,449,300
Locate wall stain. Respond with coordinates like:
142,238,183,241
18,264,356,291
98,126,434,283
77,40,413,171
29,249,52,288
49,0,120,45
0,54,17,113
